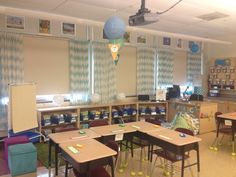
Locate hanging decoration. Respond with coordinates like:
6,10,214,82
189,41,200,53
108,38,124,64
104,16,126,65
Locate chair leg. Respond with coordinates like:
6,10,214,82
210,136,219,151
138,148,143,176
187,159,194,177
218,134,225,146
163,159,170,176
170,163,174,177
65,161,69,177
150,156,158,177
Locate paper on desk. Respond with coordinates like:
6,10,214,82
225,120,232,126
115,133,124,141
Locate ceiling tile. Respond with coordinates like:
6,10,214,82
54,1,115,22
0,0,65,11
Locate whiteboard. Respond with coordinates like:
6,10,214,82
9,83,38,133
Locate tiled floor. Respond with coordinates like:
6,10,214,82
1,132,236,177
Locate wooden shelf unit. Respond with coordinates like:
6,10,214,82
37,101,168,137
208,58,236,96
137,101,168,123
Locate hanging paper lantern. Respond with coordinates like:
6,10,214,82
108,43,120,60
104,16,126,39
108,38,124,61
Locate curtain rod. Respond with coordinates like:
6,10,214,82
0,29,89,42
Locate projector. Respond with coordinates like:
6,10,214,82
129,12,159,26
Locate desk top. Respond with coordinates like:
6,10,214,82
90,124,136,136
218,112,236,120
125,121,165,133
147,128,201,146
59,139,116,163
48,129,100,144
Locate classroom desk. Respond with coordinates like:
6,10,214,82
48,129,100,176
217,112,236,155
148,128,201,177
125,121,165,133
59,139,117,177
90,124,137,143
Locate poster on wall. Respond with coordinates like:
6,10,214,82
176,38,182,48
6,15,25,29
62,22,76,35
137,34,146,44
123,32,130,43
39,19,50,34
163,37,171,46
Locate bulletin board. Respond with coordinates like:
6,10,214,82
9,83,38,133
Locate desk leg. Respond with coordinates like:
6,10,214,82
55,144,59,176
231,123,236,156
48,139,52,176
196,143,200,172
110,156,115,177
86,163,90,177
181,148,185,177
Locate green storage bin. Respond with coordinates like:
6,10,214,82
8,143,37,176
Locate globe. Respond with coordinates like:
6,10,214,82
104,16,126,39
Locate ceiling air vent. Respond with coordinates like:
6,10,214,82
197,12,229,21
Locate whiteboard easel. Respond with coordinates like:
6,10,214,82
8,83,38,133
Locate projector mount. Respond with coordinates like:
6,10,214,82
129,0,183,26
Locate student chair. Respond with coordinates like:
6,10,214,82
129,134,150,176
150,128,194,177
53,126,79,168
89,119,127,171
210,112,231,151
89,119,109,127
72,140,120,177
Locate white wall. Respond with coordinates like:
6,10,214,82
208,34,236,58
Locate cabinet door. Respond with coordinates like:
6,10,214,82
217,101,228,113
199,103,217,134
228,101,236,113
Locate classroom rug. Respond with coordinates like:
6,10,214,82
35,142,65,168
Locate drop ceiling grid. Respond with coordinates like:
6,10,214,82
69,0,137,11
54,0,115,21
0,0,65,11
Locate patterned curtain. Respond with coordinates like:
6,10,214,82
157,48,174,87
187,51,201,86
0,32,24,130
92,41,116,104
137,47,156,95
69,40,90,104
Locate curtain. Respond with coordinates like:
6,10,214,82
137,47,156,95
187,51,201,86
69,40,90,104
93,42,116,104
157,48,174,87
0,32,24,130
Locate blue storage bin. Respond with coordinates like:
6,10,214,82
51,114,65,124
